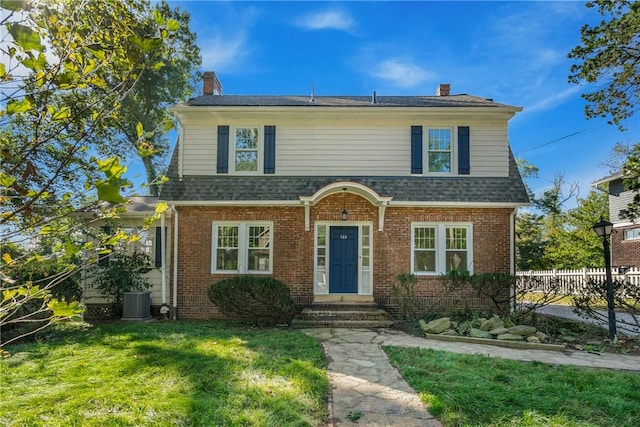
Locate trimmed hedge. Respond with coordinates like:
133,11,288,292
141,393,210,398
208,276,296,324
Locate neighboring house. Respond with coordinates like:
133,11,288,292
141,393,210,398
147,72,529,320
593,172,640,268
79,196,172,318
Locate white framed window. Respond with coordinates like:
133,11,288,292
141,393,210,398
232,127,260,173
411,223,473,275
624,228,640,240
426,128,452,173
212,222,272,274
115,227,153,257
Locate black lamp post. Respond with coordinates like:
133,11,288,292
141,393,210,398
592,218,617,344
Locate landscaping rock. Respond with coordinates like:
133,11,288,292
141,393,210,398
480,316,504,331
469,328,493,339
497,333,524,341
561,335,578,343
527,336,541,343
418,319,428,332
423,317,451,334
489,327,509,336
506,325,537,336
441,330,459,336
535,331,548,342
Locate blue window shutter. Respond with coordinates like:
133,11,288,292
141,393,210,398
154,227,166,268
458,126,470,175
264,125,276,174
411,126,423,174
217,125,229,174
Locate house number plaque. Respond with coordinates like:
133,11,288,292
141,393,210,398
340,234,348,240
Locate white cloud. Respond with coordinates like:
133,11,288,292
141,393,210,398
199,33,248,72
371,59,435,89
526,86,582,113
296,10,355,31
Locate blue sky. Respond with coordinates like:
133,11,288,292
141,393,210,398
156,0,639,205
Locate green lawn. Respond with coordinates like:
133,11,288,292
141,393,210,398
1,321,329,427
384,346,640,427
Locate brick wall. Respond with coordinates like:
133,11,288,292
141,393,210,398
612,226,640,268
173,194,514,319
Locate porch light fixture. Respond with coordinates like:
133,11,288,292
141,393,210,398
341,187,348,221
592,217,617,343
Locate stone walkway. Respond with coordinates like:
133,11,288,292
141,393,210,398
303,328,640,427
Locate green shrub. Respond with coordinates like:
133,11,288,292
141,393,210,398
390,273,423,321
88,252,151,316
208,276,296,324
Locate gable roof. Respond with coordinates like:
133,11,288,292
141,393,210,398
182,94,519,110
159,147,529,206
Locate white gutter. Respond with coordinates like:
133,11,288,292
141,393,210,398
172,205,179,319
166,199,529,209
510,207,517,275
510,207,517,311
160,211,167,305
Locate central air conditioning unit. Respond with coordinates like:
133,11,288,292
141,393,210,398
121,291,152,321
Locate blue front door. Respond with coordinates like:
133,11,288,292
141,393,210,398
329,226,358,293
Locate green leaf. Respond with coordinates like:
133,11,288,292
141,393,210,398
152,10,166,26
7,23,44,52
2,289,18,304
136,122,144,137
97,157,127,180
47,300,84,317
155,202,168,214
1,0,29,12
86,44,106,61
21,52,46,71
5,98,32,114
166,19,180,32
49,106,71,120
0,172,16,188
2,253,13,265
96,181,127,204
142,38,163,53
0,63,6,79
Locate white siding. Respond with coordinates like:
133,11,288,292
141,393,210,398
277,126,409,175
610,190,635,223
182,125,217,175
179,122,511,177
469,125,510,177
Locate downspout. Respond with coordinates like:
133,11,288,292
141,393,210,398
160,211,168,315
510,207,517,311
172,205,179,319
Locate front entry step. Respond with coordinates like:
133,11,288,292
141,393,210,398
291,303,393,329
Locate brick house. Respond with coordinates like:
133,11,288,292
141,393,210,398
156,72,529,319
593,172,640,268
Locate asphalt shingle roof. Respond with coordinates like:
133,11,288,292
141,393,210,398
160,149,529,205
184,94,517,109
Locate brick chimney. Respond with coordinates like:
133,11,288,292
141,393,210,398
203,71,222,95
436,83,450,96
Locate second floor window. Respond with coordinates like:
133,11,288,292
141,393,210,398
234,127,259,172
427,128,451,173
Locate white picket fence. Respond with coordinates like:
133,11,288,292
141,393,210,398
516,267,640,294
